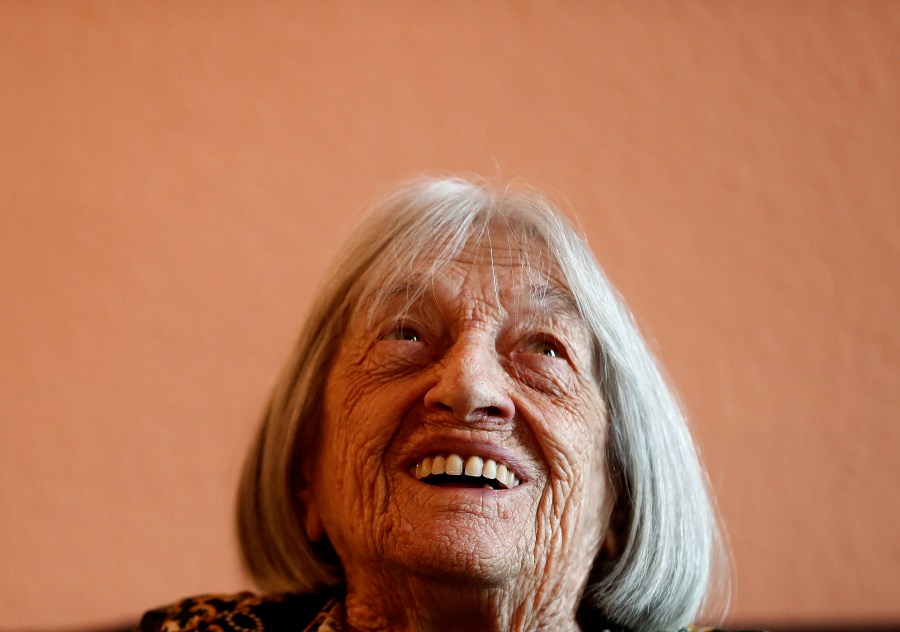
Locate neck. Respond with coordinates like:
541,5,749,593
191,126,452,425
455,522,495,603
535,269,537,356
341,571,583,632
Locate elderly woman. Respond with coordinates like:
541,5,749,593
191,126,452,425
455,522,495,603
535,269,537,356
141,177,745,632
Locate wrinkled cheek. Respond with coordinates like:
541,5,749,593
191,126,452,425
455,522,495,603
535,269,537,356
320,466,389,565
534,468,604,579
533,478,572,547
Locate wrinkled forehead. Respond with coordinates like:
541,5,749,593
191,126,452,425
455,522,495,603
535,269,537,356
355,221,581,325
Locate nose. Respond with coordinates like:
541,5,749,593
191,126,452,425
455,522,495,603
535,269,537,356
424,334,515,423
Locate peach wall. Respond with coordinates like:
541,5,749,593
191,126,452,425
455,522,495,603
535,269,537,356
1,2,898,628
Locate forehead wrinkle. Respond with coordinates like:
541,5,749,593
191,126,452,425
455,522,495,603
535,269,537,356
362,226,580,329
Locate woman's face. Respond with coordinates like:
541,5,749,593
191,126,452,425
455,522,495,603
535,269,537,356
307,227,613,601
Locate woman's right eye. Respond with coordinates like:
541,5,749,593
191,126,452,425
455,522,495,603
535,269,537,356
383,326,421,342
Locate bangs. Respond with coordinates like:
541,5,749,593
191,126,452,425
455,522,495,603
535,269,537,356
351,209,566,331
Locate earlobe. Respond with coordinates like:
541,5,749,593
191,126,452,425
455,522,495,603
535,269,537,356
299,488,324,543
600,526,618,560
600,497,626,561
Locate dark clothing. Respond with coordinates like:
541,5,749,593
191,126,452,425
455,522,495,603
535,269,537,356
139,591,757,632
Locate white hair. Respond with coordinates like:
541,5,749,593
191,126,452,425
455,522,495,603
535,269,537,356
237,176,730,631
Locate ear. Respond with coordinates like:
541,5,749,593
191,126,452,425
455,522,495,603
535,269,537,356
600,524,619,560
600,498,626,561
298,487,324,543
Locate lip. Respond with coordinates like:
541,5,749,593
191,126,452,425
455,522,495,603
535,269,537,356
401,436,530,482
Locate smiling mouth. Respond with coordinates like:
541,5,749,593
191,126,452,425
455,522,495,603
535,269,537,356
411,454,521,490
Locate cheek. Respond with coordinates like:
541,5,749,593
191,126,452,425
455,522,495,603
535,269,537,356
313,369,409,536
531,393,611,524
312,412,389,557
321,367,386,456
563,409,613,547
539,400,607,476
577,406,611,506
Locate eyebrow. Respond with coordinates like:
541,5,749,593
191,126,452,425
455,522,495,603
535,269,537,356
526,282,582,320
379,277,433,304
364,276,436,323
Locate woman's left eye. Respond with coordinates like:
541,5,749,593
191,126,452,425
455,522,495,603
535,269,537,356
523,338,564,358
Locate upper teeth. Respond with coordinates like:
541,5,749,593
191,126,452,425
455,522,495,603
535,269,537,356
413,454,521,489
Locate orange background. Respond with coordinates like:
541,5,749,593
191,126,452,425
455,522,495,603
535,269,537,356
2,2,898,629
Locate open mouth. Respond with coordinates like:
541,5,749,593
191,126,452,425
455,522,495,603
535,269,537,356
411,454,521,490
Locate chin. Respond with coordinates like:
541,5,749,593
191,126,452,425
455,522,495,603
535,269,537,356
385,517,530,586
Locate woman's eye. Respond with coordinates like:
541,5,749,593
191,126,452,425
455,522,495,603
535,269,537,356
383,326,421,342
523,338,563,358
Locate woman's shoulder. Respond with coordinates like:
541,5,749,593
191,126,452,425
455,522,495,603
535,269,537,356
138,591,335,632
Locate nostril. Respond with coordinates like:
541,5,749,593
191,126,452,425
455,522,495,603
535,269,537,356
423,345,515,421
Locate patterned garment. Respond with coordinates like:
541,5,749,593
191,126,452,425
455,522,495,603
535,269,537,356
138,591,757,632
139,592,334,632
